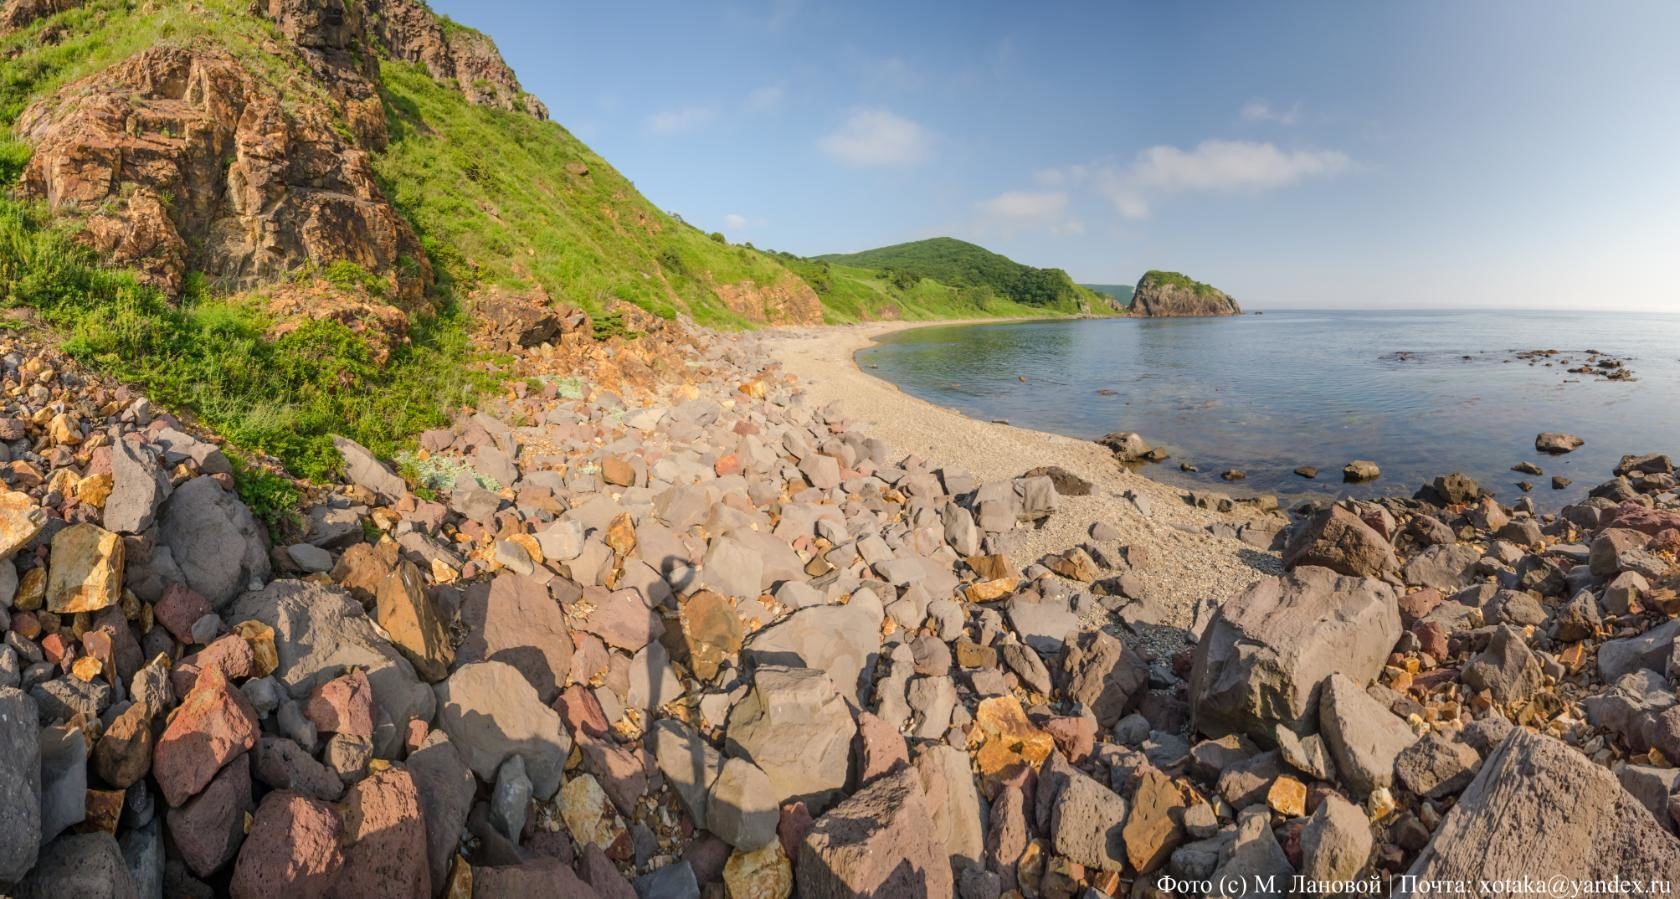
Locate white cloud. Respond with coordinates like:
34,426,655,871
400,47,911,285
1130,140,1350,192
970,190,1084,237
978,190,1068,220
723,213,749,230
1089,140,1351,218
747,85,785,111
644,105,716,135
1240,99,1301,125
818,108,932,167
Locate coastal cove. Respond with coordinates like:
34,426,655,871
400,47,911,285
855,310,1680,508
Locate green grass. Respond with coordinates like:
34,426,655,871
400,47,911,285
373,60,795,328
776,256,1053,323
816,237,1104,314
0,198,492,481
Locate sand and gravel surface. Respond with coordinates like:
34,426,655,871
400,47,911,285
757,320,1283,627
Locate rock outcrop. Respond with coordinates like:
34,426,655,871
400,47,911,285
17,48,432,304
1129,270,1242,317
363,0,548,118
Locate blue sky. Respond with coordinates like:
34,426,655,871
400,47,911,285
430,1,1680,310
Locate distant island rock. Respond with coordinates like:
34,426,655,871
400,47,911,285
1129,270,1242,317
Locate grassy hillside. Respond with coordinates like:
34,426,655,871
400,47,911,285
1083,283,1134,304
374,59,798,328
817,237,1106,314
774,255,1052,323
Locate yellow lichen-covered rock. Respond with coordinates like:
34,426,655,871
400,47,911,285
0,490,46,559
76,472,115,508
47,523,126,614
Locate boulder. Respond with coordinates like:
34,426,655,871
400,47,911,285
1300,794,1371,885
1318,672,1417,795
0,688,42,883
1462,625,1544,704
230,792,344,899
1401,730,1680,891
1282,506,1395,577
160,477,271,606
1190,567,1400,741
434,661,571,800
229,580,433,756
405,732,476,893
725,666,856,813
15,832,137,899
706,758,779,852
167,752,252,877
154,672,261,807
331,767,430,899
1049,767,1127,872
1535,432,1584,454
45,523,124,614
796,768,953,899
742,599,882,703
1062,629,1149,728
372,560,452,683
457,573,571,701
333,436,408,502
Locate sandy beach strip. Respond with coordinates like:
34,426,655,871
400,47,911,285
757,319,1283,627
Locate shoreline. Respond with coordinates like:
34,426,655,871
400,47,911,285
757,319,1285,627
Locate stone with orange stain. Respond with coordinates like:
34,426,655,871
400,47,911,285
970,695,1055,780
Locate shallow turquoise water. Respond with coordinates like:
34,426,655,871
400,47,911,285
857,310,1680,508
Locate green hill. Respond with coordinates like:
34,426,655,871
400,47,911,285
817,237,1109,315
1082,283,1135,304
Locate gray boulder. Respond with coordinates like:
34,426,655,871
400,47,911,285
743,595,882,703
0,687,42,883
103,437,171,534
1300,793,1371,884
1401,730,1680,892
16,832,137,899
1190,567,1400,741
159,477,270,607
1319,673,1417,795
725,666,856,813
434,661,571,800
332,435,408,502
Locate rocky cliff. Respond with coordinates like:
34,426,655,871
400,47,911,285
1129,270,1242,317
2,0,817,328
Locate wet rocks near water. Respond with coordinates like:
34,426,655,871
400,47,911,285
1537,431,1585,454
1342,459,1381,482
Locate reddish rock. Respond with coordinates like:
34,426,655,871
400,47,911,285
305,669,375,740
231,792,345,899
154,582,214,644
714,453,743,477
778,801,815,864
1042,716,1098,763
168,752,253,877
797,768,954,898
1397,588,1443,623
172,634,256,697
854,710,909,783
472,857,595,898
328,767,430,899
155,671,261,806
1604,503,1680,537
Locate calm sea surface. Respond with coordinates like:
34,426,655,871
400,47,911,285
857,310,1680,509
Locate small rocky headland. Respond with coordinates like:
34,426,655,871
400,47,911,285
2,1,1679,898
